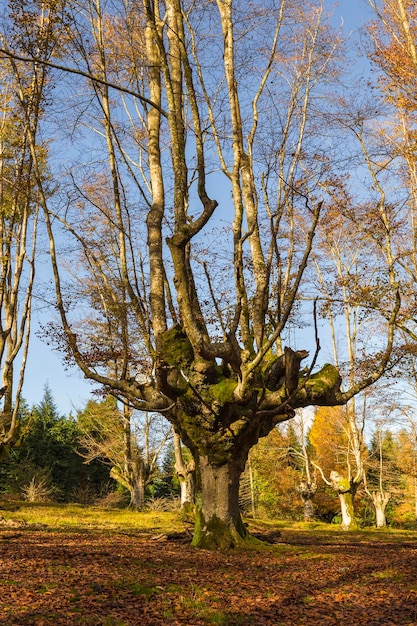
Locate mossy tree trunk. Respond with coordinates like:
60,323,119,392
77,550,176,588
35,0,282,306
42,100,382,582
168,363,346,548
330,471,359,530
192,455,249,549
172,391,265,549
298,481,317,522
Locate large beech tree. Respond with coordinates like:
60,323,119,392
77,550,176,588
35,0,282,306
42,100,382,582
2,0,401,548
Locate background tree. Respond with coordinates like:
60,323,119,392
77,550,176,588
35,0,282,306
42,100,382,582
0,0,72,455
364,425,400,527
78,397,171,510
0,384,109,501
361,0,417,351
244,423,305,521
150,439,180,499
148,434,195,511
309,405,350,524
368,0,417,115
308,185,400,529
290,412,318,522
394,424,417,526
172,432,195,512
0,21,42,453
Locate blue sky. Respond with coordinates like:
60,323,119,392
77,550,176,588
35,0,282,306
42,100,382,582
21,0,376,415
334,0,373,31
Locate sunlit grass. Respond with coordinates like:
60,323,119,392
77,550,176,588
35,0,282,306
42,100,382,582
246,516,417,544
0,501,184,534
371,568,405,582
1,501,417,544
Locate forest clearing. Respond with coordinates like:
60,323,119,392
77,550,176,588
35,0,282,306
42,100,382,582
4,0,417,551
3,2,417,621
0,505,417,625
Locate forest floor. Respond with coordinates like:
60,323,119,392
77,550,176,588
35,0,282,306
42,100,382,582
0,505,417,625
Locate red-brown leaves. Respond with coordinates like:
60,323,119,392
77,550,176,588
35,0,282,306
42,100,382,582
1,528,417,624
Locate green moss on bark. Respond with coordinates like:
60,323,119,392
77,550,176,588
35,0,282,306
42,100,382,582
209,379,238,403
192,508,260,550
160,325,193,368
306,364,341,394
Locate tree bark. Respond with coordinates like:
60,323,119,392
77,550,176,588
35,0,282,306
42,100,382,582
179,472,195,510
173,432,195,510
130,471,145,512
338,491,357,530
298,481,317,522
192,455,254,550
369,490,391,528
415,474,417,527
330,471,359,530
110,462,146,512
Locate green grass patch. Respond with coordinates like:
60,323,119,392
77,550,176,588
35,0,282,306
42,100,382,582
172,585,235,625
372,568,405,582
36,582,59,594
298,552,334,560
115,581,161,597
1,502,183,534
2,501,417,549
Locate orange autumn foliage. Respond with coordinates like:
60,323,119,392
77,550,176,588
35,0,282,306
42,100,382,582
309,405,349,476
369,0,417,113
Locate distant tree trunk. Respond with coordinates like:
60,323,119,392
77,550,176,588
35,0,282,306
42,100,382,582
364,424,393,529
110,460,146,511
130,483,144,511
130,461,146,511
368,490,391,528
330,471,359,530
298,481,317,522
248,454,257,518
173,432,195,511
338,491,356,530
179,471,195,509
415,474,417,527
123,407,147,511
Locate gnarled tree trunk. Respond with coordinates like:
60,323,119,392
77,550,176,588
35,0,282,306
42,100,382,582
330,471,359,530
192,455,251,550
369,490,391,528
110,461,146,511
298,481,317,522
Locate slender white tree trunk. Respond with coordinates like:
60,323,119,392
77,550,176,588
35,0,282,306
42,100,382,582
338,491,355,530
330,471,358,530
369,490,390,528
173,432,195,510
